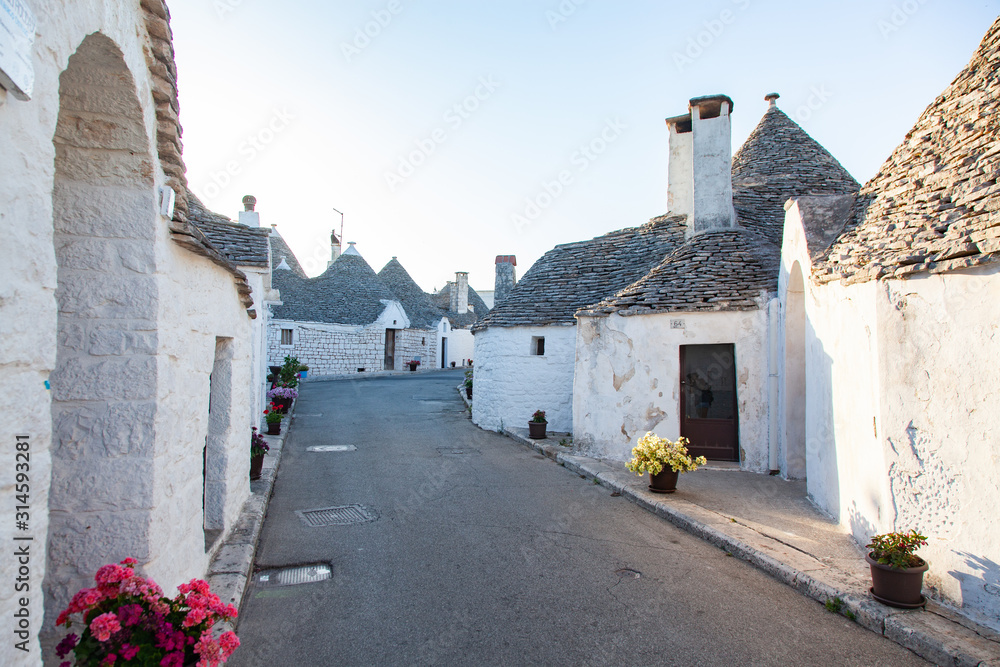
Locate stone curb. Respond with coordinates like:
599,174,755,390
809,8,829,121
500,427,1000,667
205,398,296,619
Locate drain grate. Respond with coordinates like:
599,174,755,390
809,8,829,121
257,563,332,587
296,504,378,527
307,445,357,453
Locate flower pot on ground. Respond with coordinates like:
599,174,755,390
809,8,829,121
625,432,707,494
866,530,929,608
267,385,298,413
56,557,239,666
408,361,419,372
250,427,269,480
464,369,473,399
528,410,547,439
264,405,283,435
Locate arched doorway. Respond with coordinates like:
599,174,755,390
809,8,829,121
46,33,159,624
784,261,807,479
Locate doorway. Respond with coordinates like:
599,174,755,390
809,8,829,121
441,337,447,369
385,329,396,370
680,344,739,461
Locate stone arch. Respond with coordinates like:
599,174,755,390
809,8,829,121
783,260,807,479
45,32,159,624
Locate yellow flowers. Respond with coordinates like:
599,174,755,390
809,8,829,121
625,432,708,476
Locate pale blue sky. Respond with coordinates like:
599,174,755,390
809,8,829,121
170,0,999,292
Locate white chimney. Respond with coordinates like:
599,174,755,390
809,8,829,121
451,272,469,313
238,194,260,227
666,95,736,235
328,229,342,267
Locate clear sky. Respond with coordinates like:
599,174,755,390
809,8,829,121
169,0,999,293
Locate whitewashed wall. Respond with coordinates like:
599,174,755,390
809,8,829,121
447,329,475,367
573,309,770,470
471,325,576,432
783,203,1000,628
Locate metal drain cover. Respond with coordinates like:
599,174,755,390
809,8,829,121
307,445,357,452
296,504,378,527
257,563,332,587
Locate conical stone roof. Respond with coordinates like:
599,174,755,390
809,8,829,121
377,258,443,329
731,105,860,242
816,17,1000,284
272,250,397,325
269,231,308,278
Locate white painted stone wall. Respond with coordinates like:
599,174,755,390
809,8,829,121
782,203,1000,628
471,325,576,433
573,309,770,470
0,3,257,663
447,329,475,367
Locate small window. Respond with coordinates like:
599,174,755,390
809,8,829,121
280,328,293,346
532,336,545,356
422,337,426,345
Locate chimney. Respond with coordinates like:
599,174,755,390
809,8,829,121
328,229,342,267
494,255,517,304
666,95,736,235
239,194,260,227
451,272,469,313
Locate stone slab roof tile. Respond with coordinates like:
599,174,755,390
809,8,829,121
268,232,308,278
378,258,446,329
579,228,780,316
272,252,397,325
186,193,271,268
815,17,1000,284
432,283,490,329
474,214,688,330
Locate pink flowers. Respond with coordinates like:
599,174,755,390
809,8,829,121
90,612,122,642
57,557,240,666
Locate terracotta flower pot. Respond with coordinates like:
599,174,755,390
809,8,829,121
528,421,547,439
250,453,265,480
648,468,679,494
866,553,927,608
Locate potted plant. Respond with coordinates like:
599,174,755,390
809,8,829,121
298,363,309,379
56,557,239,666
264,405,283,435
408,359,420,372
267,385,298,413
250,427,270,481
278,355,300,388
464,370,473,399
866,530,929,608
528,410,547,439
626,432,707,493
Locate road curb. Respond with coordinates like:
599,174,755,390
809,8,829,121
206,398,296,620
501,427,1000,666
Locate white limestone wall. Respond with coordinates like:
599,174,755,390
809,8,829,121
471,325,577,433
448,329,475,367
573,309,770,470
270,320,385,375
394,328,437,370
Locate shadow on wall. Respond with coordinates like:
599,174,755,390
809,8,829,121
847,501,878,548
804,315,839,519
951,552,1000,628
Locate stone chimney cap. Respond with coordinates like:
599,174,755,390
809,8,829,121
495,255,517,266
242,195,257,212
765,92,780,108
689,94,733,114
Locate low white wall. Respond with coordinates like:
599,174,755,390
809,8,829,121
447,329,475,367
472,325,576,432
573,309,770,470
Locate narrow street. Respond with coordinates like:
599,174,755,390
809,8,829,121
231,370,926,666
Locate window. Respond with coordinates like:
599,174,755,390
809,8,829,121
280,328,293,346
421,337,426,345
531,336,545,356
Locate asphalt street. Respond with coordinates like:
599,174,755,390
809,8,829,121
230,370,927,666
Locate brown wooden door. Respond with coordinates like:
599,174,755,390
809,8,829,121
680,344,739,461
384,329,396,370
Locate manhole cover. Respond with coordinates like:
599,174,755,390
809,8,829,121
296,504,378,527
257,563,332,587
307,445,357,452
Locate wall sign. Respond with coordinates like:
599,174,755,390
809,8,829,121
0,0,35,100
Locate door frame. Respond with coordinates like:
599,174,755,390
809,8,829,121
384,329,396,370
679,343,740,462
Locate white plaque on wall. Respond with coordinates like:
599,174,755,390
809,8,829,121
0,0,35,100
